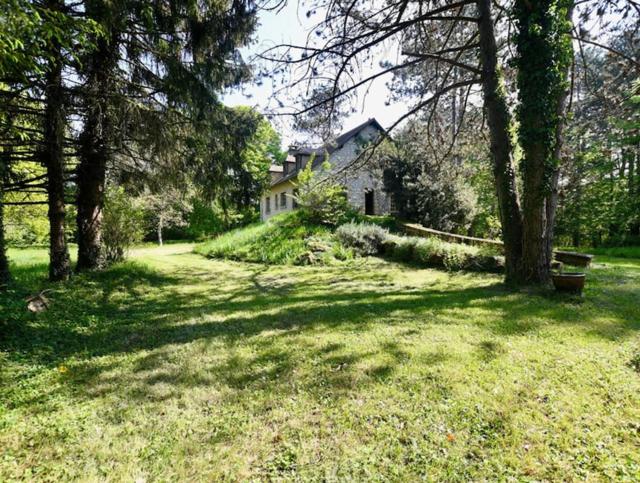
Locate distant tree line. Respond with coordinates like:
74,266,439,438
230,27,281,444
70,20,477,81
557,35,639,247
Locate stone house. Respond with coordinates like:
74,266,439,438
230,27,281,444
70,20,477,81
260,118,392,221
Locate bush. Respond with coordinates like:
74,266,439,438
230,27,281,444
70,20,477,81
335,222,389,255
414,237,446,266
384,234,503,273
103,187,145,264
294,157,353,226
391,236,419,262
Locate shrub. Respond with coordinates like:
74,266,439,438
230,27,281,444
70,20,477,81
414,237,445,266
335,222,389,255
384,235,504,273
293,157,353,226
103,187,145,264
391,236,419,262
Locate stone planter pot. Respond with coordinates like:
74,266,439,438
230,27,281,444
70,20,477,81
551,272,586,294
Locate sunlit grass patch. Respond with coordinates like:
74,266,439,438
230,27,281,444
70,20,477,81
1,244,639,480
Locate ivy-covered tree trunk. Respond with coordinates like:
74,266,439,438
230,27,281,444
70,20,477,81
42,4,72,281
77,34,117,271
477,0,573,285
515,0,574,284
477,0,525,284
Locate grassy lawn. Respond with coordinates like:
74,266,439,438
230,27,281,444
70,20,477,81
1,244,640,480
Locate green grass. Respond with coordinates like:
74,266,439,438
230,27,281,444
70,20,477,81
573,245,640,259
195,211,336,265
1,244,640,480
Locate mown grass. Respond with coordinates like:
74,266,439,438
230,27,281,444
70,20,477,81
1,244,640,480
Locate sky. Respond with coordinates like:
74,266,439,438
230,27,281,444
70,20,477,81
222,2,625,149
222,2,409,147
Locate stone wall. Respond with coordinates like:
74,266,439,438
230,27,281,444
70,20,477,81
325,124,391,215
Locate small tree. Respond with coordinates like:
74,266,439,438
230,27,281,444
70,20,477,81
293,156,351,226
102,187,145,264
377,124,478,234
139,189,190,246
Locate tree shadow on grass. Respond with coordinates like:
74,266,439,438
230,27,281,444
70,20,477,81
2,252,639,412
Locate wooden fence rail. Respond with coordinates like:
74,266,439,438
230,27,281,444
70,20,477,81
399,222,594,268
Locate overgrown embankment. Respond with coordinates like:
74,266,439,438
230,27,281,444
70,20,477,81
195,212,503,272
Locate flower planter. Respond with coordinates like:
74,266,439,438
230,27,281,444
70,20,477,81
552,272,586,294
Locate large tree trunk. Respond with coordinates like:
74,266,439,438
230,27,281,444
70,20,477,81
515,0,573,284
544,69,573,257
42,10,72,281
0,119,11,289
477,0,524,284
0,183,9,291
76,34,117,271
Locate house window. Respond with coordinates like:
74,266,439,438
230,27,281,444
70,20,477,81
266,197,271,213
389,194,397,214
292,188,298,208
280,192,287,208
295,155,302,171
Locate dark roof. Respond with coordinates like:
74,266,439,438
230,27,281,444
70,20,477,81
271,118,385,187
290,118,385,156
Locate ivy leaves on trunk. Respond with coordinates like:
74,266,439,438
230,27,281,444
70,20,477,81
477,0,574,284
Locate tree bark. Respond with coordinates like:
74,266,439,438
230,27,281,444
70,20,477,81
516,0,573,284
543,44,573,273
477,0,524,284
76,34,117,271
0,125,11,289
42,8,72,281
630,149,640,237
0,181,9,291
157,215,163,246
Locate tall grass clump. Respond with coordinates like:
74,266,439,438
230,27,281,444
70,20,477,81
195,211,334,265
